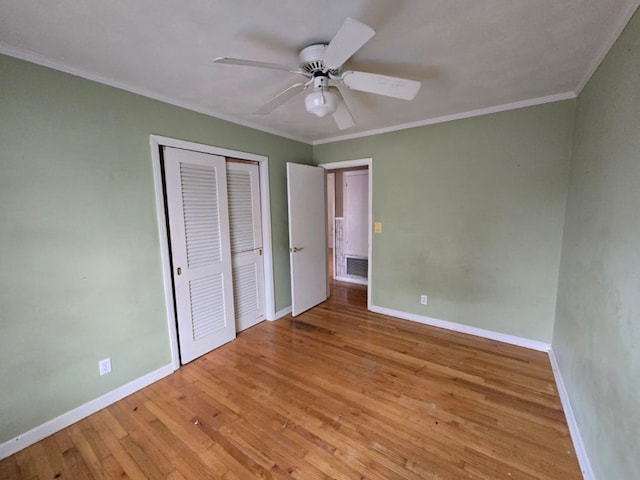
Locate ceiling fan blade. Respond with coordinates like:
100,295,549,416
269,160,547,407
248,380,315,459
254,83,307,114
323,18,375,70
332,89,355,130
341,71,421,100
213,57,301,74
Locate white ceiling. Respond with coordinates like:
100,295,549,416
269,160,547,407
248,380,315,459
1,1,638,144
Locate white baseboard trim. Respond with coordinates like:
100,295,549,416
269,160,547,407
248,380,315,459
0,363,175,460
272,305,292,320
369,305,551,352
548,348,594,480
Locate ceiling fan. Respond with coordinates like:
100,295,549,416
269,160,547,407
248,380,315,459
213,18,422,130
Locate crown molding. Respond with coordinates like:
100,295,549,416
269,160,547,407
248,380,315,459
0,43,310,144
2,42,591,147
312,91,576,145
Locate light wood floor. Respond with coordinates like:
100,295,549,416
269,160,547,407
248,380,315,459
1,281,582,479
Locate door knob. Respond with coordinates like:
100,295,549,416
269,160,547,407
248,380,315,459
290,246,303,253
176,267,182,275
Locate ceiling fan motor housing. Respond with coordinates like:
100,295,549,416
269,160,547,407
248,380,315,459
299,44,338,75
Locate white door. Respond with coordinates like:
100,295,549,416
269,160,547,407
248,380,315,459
287,163,328,316
164,147,236,364
226,161,265,331
344,170,369,257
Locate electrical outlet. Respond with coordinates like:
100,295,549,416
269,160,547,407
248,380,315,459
420,295,428,305
99,357,112,376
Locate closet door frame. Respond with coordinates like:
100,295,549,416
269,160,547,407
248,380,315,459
150,135,274,370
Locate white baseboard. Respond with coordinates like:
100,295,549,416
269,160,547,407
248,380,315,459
369,305,551,352
548,348,594,480
272,305,292,320
0,363,175,460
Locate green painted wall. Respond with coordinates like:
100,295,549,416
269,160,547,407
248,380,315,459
3,10,637,471
554,8,640,479
314,101,575,343
0,54,311,443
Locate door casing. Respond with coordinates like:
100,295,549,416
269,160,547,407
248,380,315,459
319,158,372,310
150,135,274,370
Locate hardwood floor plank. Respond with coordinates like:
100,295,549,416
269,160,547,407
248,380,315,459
0,454,18,479
108,401,175,477
88,412,147,479
0,280,581,479
65,423,107,480
140,396,234,479
54,429,99,479
24,442,55,480
13,444,40,479
228,419,329,480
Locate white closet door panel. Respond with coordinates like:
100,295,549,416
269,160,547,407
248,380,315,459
181,163,223,267
189,273,225,340
227,167,260,253
227,162,265,331
164,147,235,364
232,260,259,318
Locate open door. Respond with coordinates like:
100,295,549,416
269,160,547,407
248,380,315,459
164,147,236,364
286,163,328,316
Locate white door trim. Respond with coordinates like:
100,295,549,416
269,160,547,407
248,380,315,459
150,135,275,370
318,158,372,311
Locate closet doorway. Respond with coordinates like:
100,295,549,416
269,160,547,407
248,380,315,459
150,136,275,369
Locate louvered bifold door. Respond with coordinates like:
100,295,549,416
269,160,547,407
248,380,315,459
163,147,236,364
226,161,265,331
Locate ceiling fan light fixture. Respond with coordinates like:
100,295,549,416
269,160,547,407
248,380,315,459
305,88,338,117
214,17,421,128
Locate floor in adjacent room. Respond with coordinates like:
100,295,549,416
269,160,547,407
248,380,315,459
0,279,582,479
